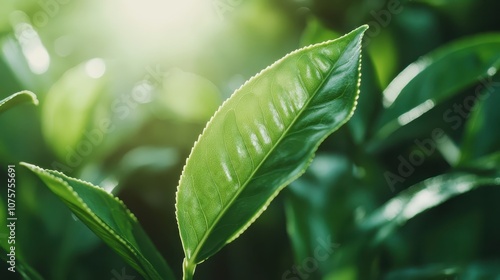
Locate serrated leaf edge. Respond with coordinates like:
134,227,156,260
175,25,368,264
225,47,365,247
20,162,161,279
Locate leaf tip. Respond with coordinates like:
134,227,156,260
359,24,370,32
22,90,39,106
19,162,37,171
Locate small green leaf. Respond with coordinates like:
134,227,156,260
41,60,106,159
0,91,38,115
176,25,367,277
371,33,500,145
21,163,175,280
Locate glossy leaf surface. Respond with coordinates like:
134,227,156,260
21,163,175,280
372,34,500,144
0,91,38,115
298,19,381,144
176,25,367,271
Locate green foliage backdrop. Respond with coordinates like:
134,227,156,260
0,0,500,279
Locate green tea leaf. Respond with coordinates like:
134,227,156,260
21,163,175,280
371,34,500,145
176,25,367,276
299,18,381,144
0,91,38,115
361,172,500,244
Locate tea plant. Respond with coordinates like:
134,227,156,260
20,26,369,280
1,6,500,279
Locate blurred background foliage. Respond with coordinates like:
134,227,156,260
0,0,500,279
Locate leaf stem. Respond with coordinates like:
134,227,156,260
182,258,196,280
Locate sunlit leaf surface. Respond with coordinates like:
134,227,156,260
372,34,500,144
175,25,367,277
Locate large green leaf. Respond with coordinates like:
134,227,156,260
175,25,367,277
21,163,175,280
0,91,38,116
371,34,500,147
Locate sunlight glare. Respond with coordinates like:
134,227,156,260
105,0,218,61
397,99,435,126
11,12,50,75
119,0,216,34
85,58,106,79
383,58,430,107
